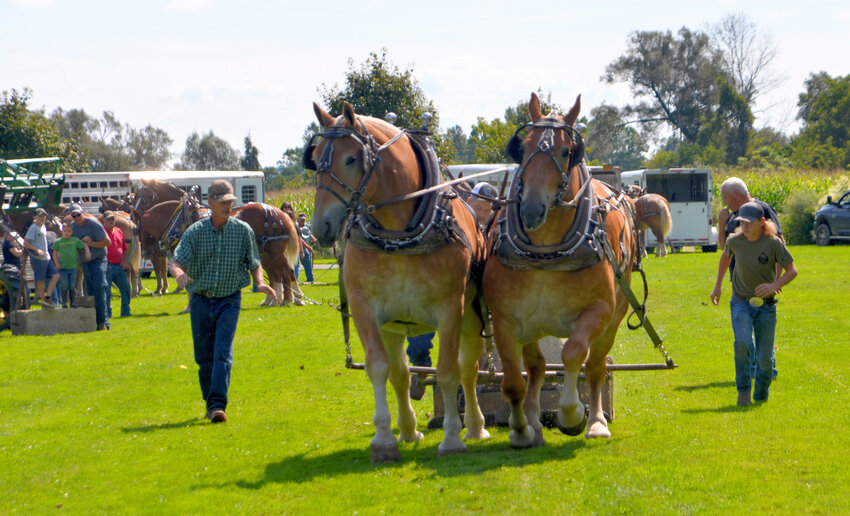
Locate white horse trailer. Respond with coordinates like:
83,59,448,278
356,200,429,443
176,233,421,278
62,170,265,214
621,168,718,252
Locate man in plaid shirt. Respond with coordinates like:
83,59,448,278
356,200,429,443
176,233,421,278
171,180,277,424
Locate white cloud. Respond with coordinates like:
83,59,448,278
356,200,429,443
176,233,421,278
165,0,212,12
7,0,54,7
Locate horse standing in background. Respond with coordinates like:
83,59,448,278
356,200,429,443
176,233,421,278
306,101,489,462
232,203,303,307
484,92,638,444
625,185,673,258
133,179,194,294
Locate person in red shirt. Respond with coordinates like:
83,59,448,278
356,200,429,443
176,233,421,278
103,211,132,317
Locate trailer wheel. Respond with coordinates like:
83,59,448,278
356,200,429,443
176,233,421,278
0,264,22,330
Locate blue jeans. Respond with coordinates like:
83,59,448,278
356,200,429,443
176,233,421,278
82,257,108,327
190,291,241,413
106,262,132,317
730,297,776,401
406,332,435,367
58,268,78,307
294,250,314,283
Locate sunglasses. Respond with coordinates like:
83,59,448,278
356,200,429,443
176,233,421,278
71,213,81,218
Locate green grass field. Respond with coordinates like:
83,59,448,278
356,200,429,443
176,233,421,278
1,246,848,514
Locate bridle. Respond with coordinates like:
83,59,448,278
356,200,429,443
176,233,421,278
506,118,586,208
303,118,407,217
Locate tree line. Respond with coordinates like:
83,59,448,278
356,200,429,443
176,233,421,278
1,88,262,173
3,13,849,191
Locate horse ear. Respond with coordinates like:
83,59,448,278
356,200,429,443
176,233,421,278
313,102,335,128
565,94,581,127
529,92,543,121
342,102,357,130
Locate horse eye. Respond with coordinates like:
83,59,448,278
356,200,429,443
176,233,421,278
561,148,570,158
345,156,357,166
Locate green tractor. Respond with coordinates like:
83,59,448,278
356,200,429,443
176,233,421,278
0,157,65,330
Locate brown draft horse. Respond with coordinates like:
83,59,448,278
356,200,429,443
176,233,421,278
308,102,489,462
133,179,189,294
483,93,637,444
625,185,673,258
231,203,303,307
138,200,202,294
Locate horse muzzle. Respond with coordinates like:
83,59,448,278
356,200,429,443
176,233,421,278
520,198,548,231
312,204,346,248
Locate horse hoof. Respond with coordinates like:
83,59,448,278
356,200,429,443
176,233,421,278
398,430,424,443
437,442,467,457
586,420,611,439
464,427,491,441
509,425,542,448
557,406,589,436
533,428,546,447
294,299,305,306
370,443,402,463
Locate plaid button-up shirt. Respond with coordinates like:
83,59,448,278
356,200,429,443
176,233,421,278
173,216,261,298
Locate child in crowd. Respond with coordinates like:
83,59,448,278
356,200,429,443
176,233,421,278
24,208,60,309
710,202,797,406
52,223,90,308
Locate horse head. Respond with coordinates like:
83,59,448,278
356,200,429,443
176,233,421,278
507,92,584,232
625,185,645,199
305,101,418,247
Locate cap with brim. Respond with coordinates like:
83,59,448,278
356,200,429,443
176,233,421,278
471,182,497,198
734,201,764,223
34,208,48,217
103,211,115,220
69,203,83,214
208,180,237,202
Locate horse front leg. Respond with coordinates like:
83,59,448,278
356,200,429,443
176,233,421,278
558,307,607,437
436,314,467,457
357,317,401,463
493,318,537,448
522,341,547,446
459,308,489,441
584,323,619,438
381,329,423,445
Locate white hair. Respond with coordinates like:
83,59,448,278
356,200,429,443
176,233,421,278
720,177,749,196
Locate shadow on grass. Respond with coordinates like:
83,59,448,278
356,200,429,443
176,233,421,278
120,417,206,432
216,430,595,491
121,312,174,318
682,403,760,414
673,381,735,392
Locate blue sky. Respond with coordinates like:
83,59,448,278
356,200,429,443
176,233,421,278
2,0,848,167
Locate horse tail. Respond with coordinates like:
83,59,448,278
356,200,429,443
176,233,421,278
657,197,673,238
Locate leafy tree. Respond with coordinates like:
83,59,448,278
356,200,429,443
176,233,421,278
709,13,777,161
440,125,475,165
0,88,88,171
465,90,566,164
240,135,261,171
320,49,439,131
272,123,320,190
51,108,171,170
603,28,725,144
797,72,831,122
178,130,239,171
585,103,647,169
126,125,172,170
792,73,850,168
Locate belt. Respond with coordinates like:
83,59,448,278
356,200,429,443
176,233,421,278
734,293,777,305
193,290,238,300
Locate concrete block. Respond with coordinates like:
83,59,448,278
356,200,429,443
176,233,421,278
10,306,97,335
